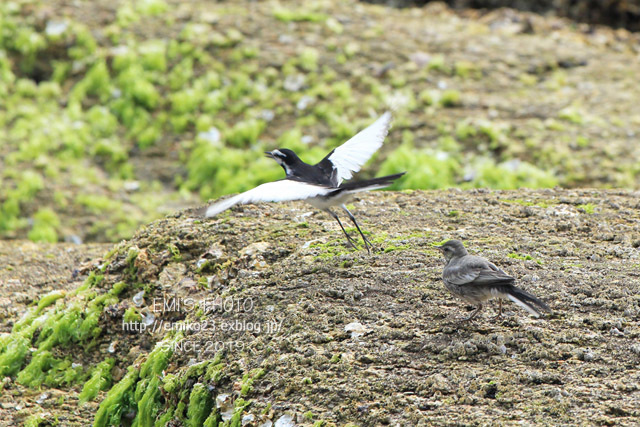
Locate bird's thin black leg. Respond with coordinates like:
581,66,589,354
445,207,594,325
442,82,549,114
341,205,372,253
463,304,482,322
325,209,358,249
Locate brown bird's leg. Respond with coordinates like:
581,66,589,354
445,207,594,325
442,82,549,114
491,299,503,319
463,304,483,321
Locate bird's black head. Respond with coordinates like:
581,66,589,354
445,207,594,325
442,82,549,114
265,148,302,175
436,239,468,261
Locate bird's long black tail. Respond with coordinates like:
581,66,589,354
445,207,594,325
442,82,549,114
499,284,552,317
337,172,406,192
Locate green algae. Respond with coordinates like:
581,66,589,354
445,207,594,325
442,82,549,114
378,136,557,191
0,334,31,377
0,270,124,386
378,141,458,190
1,297,60,377
16,350,84,388
94,334,182,427
502,199,553,208
186,383,214,427
79,358,115,403
125,355,265,427
222,398,251,427
273,6,327,22
167,243,182,262
27,208,61,243
558,106,586,124
508,253,542,264
133,374,164,427
100,336,263,427
577,203,596,214
23,413,47,427
383,244,410,253
240,368,266,396
93,366,140,427
202,409,220,427
14,290,116,387
124,306,142,322
155,408,176,427
37,290,66,310
225,119,266,148
0,171,45,237
439,89,462,107
310,239,355,259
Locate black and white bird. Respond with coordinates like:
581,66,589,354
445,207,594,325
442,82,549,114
436,240,552,321
205,112,404,253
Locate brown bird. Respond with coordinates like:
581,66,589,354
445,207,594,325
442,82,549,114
436,240,552,321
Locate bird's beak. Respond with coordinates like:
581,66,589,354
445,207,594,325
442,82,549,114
434,245,444,251
264,151,274,159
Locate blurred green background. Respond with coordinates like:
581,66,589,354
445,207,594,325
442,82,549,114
1,0,639,243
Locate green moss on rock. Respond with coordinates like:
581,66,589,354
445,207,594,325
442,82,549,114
94,366,140,427
186,383,214,427
80,358,115,403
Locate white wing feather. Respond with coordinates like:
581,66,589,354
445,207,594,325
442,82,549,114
205,180,334,217
507,294,541,317
328,112,392,185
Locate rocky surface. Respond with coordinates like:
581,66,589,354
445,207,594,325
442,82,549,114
0,242,109,334
365,0,640,32
1,188,639,425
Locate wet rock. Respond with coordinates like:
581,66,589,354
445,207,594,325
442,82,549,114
426,373,452,393
158,263,188,289
134,248,160,282
274,413,295,427
35,392,50,404
216,393,234,421
132,290,145,307
283,74,305,92
344,322,369,339
241,242,271,257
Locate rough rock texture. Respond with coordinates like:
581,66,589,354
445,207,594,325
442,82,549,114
1,188,639,425
365,0,640,31
0,242,110,334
